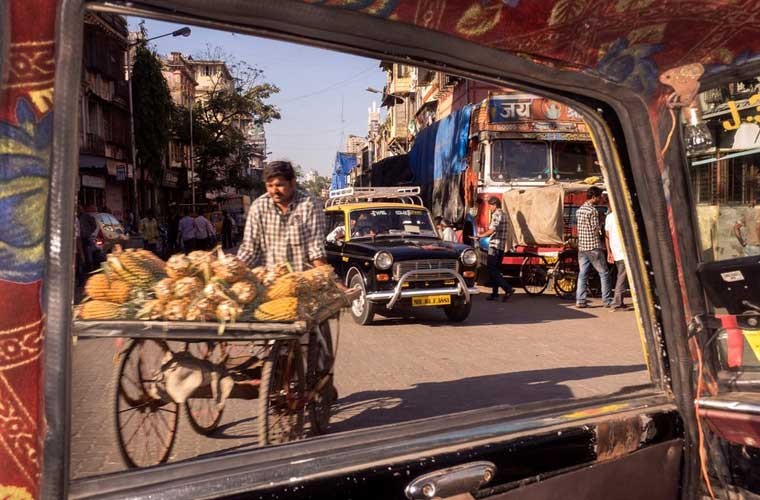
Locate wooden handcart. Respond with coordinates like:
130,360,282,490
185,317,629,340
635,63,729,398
73,299,347,469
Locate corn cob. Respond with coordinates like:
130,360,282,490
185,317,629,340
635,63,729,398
118,251,156,284
264,273,307,301
78,300,123,320
153,277,175,301
253,297,301,322
107,280,132,304
84,273,111,300
105,254,151,288
133,248,167,274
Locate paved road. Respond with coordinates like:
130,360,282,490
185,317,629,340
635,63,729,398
70,289,649,479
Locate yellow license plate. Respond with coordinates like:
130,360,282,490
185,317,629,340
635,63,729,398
412,295,451,306
544,256,558,264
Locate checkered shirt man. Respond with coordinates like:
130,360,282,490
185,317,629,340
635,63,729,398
576,200,603,252
488,207,509,251
237,189,326,272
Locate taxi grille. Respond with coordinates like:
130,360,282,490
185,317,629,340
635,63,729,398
393,259,458,281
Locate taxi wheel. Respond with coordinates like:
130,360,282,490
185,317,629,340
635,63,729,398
349,273,375,325
444,300,472,322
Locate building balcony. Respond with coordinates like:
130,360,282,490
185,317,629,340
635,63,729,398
81,133,106,156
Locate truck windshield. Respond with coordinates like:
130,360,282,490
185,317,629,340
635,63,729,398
349,208,437,238
553,141,601,181
490,140,548,181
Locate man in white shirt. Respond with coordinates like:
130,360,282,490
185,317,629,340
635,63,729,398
194,213,216,250
178,210,197,253
605,209,628,311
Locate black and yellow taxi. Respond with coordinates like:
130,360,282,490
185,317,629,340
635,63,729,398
324,187,479,325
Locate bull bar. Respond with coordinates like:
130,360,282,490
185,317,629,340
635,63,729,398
364,269,479,309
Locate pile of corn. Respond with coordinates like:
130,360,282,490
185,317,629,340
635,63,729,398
77,246,344,324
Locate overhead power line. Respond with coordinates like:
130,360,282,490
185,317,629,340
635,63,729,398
277,65,378,104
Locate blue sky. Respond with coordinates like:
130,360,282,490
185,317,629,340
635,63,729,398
130,18,387,177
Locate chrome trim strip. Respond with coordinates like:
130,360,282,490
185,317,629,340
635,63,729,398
696,398,760,415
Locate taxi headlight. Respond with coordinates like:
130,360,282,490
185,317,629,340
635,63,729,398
461,249,478,266
374,251,393,270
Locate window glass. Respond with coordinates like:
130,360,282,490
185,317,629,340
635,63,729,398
69,10,650,482
490,140,548,181
349,208,436,237
553,141,601,181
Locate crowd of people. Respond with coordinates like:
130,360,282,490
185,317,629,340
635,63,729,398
74,203,242,289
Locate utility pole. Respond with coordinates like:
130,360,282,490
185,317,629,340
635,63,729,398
189,101,195,213
126,26,191,226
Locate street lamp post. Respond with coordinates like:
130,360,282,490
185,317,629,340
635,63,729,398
126,26,191,227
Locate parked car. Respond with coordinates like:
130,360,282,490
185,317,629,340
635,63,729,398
92,212,129,255
325,187,479,325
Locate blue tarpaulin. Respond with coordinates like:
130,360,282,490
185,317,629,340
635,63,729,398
407,105,473,223
330,152,358,191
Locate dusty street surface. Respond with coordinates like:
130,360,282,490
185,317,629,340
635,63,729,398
70,289,648,479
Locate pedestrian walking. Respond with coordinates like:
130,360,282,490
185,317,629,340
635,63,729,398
575,186,611,308
605,209,628,310
194,213,216,250
167,211,179,255
476,197,514,302
238,161,327,271
139,209,159,254
178,209,196,253
78,204,98,272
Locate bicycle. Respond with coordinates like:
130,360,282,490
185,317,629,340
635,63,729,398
519,239,583,300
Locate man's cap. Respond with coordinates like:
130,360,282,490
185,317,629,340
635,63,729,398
263,161,296,181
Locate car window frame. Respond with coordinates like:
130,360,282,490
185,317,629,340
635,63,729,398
45,0,692,497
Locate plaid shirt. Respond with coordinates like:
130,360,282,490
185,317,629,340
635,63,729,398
488,208,509,251
237,189,326,271
576,201,603,252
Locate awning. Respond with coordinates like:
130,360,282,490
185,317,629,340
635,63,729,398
80,154,107,169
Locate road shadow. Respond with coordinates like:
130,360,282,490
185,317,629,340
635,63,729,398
329,364,649,433
369,293,605,327
172,364,648,463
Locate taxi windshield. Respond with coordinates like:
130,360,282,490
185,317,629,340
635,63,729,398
349,208,437,238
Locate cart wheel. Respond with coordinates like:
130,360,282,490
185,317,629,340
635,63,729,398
115,339,179,468
308,321,337,435
520,255,549,295
258,339,305,446
184,342,226,435
554,259,578,300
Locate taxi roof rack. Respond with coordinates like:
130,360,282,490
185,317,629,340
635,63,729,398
326,186,423,207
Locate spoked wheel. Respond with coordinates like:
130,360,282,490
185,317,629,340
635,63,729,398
115,339,179,468
307,321,337,435
554,257,579,300
258,339,305,446
520,255,549,295
184,342,226,435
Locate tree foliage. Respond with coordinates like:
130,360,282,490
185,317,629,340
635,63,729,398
173,47,280,200
131,42,173,183
302,173,331,199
